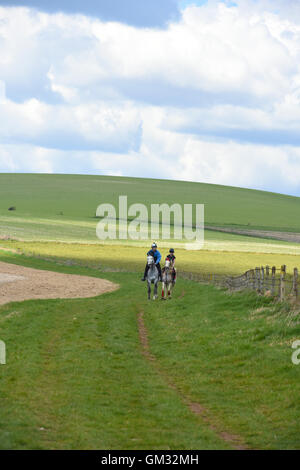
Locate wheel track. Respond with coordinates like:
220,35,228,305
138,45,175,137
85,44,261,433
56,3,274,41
137,310,249,450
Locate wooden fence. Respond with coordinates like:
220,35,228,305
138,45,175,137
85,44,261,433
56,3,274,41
179,265,299,302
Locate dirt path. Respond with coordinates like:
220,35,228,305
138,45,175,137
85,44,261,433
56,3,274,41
206,225,300,243
0,261,118,306
137,310,249,450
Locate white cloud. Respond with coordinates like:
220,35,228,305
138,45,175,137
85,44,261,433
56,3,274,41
0,81,5,103
0,144,54,173
0,94,142,151
1,3,297,103
172,137,300,191
44,3,296,103
1,2,300,194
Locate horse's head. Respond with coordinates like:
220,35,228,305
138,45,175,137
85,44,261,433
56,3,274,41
147,255,155,266
164,258,171,269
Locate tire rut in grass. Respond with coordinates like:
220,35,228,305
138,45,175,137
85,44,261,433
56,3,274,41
137,310,249,450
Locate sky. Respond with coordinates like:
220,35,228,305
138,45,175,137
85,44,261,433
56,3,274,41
1,0,300,195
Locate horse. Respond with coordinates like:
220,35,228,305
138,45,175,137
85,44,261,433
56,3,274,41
161,258,176,300
146,255,159,300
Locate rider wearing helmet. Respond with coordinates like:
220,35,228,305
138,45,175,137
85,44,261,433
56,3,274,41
141,242,162,281
166,248,176,281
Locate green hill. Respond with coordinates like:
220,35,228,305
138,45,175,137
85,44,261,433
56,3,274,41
0,174,300,239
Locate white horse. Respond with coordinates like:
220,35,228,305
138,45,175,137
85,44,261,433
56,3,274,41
146,255,159,300
161,259,176,300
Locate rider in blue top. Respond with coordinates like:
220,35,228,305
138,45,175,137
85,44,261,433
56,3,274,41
141,242,162,281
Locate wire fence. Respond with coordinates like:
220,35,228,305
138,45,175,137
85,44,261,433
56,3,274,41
179,265,299,302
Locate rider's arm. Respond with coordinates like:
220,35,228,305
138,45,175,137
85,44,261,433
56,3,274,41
155,251,162,264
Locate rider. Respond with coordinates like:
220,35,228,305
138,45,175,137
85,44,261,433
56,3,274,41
165,248,176,281
141,242,162,281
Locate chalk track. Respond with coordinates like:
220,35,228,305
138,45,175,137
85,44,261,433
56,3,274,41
0,261,118,306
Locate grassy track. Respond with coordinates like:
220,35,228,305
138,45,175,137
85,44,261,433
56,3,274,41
145,286,300,450
0,253,228,450
0,251,299,449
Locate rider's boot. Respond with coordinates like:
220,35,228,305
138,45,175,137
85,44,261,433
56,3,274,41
142,264,149,281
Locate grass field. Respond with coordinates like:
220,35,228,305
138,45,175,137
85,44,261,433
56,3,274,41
1,174,300,449
2,239,300,277
2,173,300,261
0,251,299,450
1,174,300,244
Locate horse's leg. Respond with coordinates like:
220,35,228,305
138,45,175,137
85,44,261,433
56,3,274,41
153,281,158,300
163,281,167,299
147,281,151,300
167,282,171,298
161,281,165,299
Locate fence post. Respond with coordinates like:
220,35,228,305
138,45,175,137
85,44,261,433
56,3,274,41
271,266,276,296
255,267,260,293
293,268,298,299
280,265,286,301
261,266,265,293
251,269,255,290
255,268,259,291
266,265,270,291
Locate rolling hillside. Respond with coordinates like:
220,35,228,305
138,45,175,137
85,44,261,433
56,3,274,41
0,173,300,229
1,174,300,245
2,173,300,276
